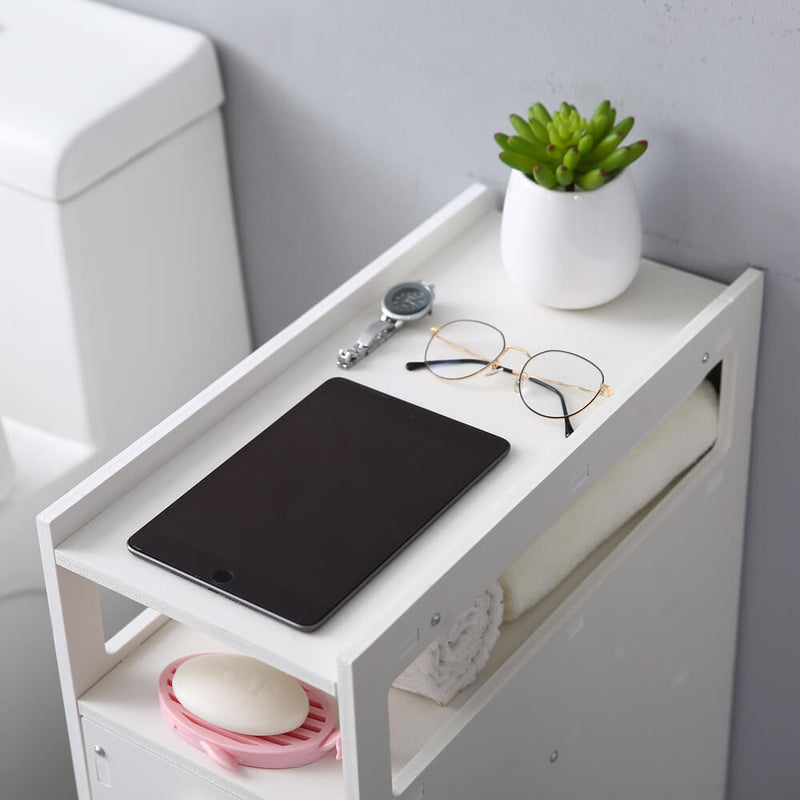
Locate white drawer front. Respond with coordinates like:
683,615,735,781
82,718,232,800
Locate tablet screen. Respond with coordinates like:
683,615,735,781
127,377,509,630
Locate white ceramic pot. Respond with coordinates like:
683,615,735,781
500,167,642,309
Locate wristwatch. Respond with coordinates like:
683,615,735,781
337,281,435,369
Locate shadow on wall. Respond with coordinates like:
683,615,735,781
221,62,471,344
638,122,799,283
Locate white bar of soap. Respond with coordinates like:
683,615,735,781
172,653,310,735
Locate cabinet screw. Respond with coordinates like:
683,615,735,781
701,352,710,363
430,613,441,626
550,749,558,763
93,746,106,757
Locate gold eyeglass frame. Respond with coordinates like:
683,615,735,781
405,319,613,437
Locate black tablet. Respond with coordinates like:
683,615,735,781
127,377,510,630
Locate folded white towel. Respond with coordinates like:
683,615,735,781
392,583,504,705
500,380,719,620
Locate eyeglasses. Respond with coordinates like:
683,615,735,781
405,319,612,437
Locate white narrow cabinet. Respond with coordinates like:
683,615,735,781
38,184,763,800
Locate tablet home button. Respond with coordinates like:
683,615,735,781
212,569,234,584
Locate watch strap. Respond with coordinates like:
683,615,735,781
337,318,399,369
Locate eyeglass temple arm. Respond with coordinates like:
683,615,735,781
521,372,574,437
405,359,487,371
406,359,575,437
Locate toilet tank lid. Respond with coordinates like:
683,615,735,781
0,0,225,201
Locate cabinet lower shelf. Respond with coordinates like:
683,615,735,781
79,622,344,800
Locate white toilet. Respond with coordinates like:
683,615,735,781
0,0,251,449
0,2,251,797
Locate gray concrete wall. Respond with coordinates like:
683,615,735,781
101,2,800,797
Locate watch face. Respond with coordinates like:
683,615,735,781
382,282,433,320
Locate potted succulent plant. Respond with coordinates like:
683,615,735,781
496,100,649,308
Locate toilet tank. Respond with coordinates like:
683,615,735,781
0,0,251,449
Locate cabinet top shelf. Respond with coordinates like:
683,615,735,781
44,185,732,692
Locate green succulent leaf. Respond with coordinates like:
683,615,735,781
528,118,551,145
529,102,552,127
588,145,629,173
575,167,608,190
588,114,608,141
577,133,594,154
591,99,612,122
583,130,625,164
532,163,558,188
605,107,617,135
563,146,582,171
494,132,511,151
547,124,569,149
507,134,554,164
499,150,536,174
556,165,574,187
509,114,539,145
612,116,635,141
621,139,648,167
546,142,564,161
591,101,617,137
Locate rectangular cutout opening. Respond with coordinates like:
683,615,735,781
388,369,722,787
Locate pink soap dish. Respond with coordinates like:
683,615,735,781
158,654,342,771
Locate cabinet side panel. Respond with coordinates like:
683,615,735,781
407,459,746,800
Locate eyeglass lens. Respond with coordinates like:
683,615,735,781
424,320,505,379
519,350,604,419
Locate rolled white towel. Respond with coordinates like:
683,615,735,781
500,380,719,620
392,583,503,705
